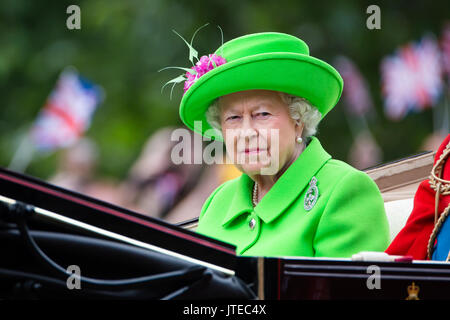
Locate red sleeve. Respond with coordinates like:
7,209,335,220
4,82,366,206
386,134,450,260
385,180,435,260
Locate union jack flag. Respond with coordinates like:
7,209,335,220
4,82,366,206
381,35,443,120
441,23,450,77
30,69,104,151
334,56,373,116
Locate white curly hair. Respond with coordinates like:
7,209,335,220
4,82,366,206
205,91,322,141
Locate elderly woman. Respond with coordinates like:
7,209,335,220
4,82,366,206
167,32,389,257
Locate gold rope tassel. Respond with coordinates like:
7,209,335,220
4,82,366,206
427,203,450,260
427,139,450,259
435,182,441,226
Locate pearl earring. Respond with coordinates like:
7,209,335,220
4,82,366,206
296,136,303,144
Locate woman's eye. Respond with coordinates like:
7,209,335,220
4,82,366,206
226,115,240,121
255,112,271,118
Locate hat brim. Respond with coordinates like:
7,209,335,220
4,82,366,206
179,52,343,141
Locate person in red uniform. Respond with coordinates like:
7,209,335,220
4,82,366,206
386,134,450,260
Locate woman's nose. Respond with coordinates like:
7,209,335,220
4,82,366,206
239,116,257,139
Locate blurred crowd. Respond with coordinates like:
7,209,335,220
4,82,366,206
48,127,241,224
48,128,448,225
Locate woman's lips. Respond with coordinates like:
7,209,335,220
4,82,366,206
242,148,267,154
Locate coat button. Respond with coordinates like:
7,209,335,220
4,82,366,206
249,218,256,230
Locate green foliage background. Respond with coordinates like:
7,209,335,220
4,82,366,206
0,0,449,181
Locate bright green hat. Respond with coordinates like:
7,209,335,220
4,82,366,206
175,32,343,141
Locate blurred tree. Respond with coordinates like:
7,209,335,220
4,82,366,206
0,0,448,181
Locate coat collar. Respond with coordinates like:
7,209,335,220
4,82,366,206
221,137,331,226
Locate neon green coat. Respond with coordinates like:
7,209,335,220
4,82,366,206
196,137,390,258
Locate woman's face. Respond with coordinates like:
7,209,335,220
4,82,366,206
219,89,303,176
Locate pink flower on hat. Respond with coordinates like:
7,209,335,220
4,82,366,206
183,54,226,93
159,24,226,99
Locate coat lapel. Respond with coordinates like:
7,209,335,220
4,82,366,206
221,173,254,226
